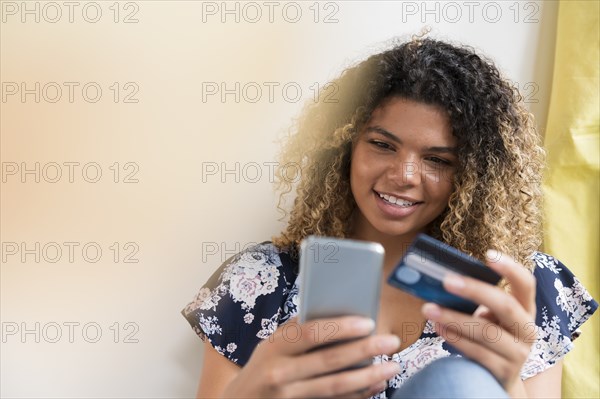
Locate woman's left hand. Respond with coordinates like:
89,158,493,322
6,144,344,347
421,249,537,397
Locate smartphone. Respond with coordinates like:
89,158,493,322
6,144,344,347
387,233,501,314
298,236,385,368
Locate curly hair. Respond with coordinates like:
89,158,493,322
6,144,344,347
271,37,545,272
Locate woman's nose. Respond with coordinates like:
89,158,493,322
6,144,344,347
387,158,422,186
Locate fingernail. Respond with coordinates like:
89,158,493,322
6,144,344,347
353,318,375,333
422,303,441,319
378,335,401,351
445,274,465,290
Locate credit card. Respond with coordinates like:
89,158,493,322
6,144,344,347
387,234,502,313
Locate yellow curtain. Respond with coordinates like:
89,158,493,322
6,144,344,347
542,1,599,398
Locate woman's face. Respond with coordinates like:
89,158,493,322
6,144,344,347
350,97,457,243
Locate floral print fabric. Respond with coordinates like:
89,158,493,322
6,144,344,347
182,242,597,398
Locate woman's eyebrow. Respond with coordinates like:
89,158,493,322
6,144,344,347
365,126,402,143
364,126,457,153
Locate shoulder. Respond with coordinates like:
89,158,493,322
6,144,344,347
184,241,299,315
216,241,298,310
531,252,570,277
520,251,598,379
530,251,597,332
530,252,597,324
181,241,300,366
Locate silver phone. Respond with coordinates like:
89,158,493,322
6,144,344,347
298,236,385,350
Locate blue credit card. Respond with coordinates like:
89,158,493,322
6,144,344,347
387,234,502,313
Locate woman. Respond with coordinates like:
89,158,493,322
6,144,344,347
182,37,598,398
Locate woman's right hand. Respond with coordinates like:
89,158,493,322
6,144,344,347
221,316,401,398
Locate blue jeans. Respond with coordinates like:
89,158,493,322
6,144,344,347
391,356,509,399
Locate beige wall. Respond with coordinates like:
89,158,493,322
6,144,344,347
1,1,557,397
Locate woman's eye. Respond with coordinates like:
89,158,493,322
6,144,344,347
427,157,452,166
369,140,393,150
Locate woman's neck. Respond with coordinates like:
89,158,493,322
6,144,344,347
349,214,423,274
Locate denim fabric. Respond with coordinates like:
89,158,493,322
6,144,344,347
391,356,509,399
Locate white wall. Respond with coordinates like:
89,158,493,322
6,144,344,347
1,1,558,397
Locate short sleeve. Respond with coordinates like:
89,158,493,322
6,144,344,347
181,242,299,366
520,252,598,379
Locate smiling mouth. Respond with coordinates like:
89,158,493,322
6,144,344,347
375,191,422,208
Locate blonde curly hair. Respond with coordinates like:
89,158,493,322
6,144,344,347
271,38,545,272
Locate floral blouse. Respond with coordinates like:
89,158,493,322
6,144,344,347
181,242,598,398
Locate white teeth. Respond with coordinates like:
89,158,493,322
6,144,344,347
378,192,417,207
